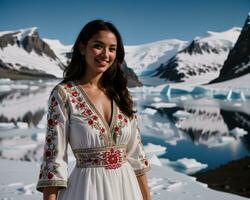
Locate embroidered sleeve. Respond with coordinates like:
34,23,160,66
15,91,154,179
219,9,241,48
36,85,69,192
127,113,150,176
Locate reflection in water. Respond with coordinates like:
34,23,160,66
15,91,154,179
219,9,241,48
156,106,250,148
140,97,250,172
221,110,250,151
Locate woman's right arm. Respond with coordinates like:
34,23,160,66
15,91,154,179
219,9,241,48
36,85,69,194
43,187,59,200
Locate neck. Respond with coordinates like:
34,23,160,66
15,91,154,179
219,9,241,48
77,71,103,90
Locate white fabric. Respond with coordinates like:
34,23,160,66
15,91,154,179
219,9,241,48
36,81,150,200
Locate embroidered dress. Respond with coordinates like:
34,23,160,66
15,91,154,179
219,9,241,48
36,81,150,200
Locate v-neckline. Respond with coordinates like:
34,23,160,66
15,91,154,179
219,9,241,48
73,81,117,132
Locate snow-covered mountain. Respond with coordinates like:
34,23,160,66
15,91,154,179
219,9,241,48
43,38,72,65
0,27,65,78
153,28,241,84
0,29,142,86
125,39,188,75
210,13,250,83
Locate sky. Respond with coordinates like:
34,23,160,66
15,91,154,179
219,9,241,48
0,0,249,45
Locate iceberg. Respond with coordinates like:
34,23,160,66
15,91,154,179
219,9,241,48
160,85,189,97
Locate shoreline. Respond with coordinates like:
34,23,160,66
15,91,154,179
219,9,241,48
192,156,250,198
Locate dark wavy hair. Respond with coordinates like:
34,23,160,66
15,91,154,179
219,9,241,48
62,19,135,118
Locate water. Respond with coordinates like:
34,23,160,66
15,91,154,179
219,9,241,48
0,79,250,174
135,92,250,173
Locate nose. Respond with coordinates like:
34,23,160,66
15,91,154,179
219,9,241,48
101,47,109,58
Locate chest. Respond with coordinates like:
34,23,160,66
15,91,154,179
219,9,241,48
83,89,113,125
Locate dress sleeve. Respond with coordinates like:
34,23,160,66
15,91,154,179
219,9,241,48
36,85,69,192
127,113,150,176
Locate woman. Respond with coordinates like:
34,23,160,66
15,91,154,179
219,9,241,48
36,19,151,200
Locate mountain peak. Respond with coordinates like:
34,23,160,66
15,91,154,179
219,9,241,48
17,27,39,41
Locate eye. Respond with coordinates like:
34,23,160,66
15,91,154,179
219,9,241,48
109,47,117,52
93,44,103,49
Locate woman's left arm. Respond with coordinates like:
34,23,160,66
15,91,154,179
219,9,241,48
137,174,151,200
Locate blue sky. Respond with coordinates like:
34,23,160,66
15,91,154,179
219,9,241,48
0,0,249,45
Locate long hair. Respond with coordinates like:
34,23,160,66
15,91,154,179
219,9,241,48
62,19,135,118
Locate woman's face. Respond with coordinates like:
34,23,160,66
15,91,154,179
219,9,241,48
80,30,117,75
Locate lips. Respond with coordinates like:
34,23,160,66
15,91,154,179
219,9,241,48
95,59,110,66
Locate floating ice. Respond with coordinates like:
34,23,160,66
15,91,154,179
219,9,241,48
226,90,246,101
0,122,16,129
151,102,177,108
16,122,28,129
161,85,189,97
141,108,157,115
173,110,192,119
144,143,167,157
229,127,248,138
190,86,212,96
164,157,208,174
176,158,208,170
0,85,12,92
153,97,162,102
0,78,12,84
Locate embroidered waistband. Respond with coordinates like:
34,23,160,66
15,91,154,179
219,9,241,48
73,145,127,170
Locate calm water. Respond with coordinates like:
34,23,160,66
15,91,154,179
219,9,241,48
0,80,250,174
135,92,250,173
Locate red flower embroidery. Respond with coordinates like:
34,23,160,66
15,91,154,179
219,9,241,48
46,137,52,144
124,118,128,123
45,150,52,157
82,109,93,116
92,115,98,120
47,172,54,179
88,120,94,125
79,102,86,109
100,128,105,133
118,114,123,119
48,119,54,126
103,148,122,169
72,91,79,97
66,83,73,88
114,126,120,133
144,160,149,166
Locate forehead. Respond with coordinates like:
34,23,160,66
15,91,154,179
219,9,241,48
88,30,117,45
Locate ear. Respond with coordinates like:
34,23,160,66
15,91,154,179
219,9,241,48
79,43,86,56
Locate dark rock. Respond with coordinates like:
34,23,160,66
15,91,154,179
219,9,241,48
210,13,250,83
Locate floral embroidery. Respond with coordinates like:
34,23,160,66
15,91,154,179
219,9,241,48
103,148,122,169
64,83,107,142
39,94,61,180
73,146,127,170
132,114,150,172
113,110,129,136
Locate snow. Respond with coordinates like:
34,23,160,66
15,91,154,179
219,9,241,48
0,43,63,77
124,39,189,75
43,38,72,65
0,158,247,200
16,27,38,42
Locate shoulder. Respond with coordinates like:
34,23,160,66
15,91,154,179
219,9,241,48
50,81,73,103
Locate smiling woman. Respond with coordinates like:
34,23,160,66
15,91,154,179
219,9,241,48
36,20,151,200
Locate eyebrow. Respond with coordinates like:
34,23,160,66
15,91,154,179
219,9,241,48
93,40,117,47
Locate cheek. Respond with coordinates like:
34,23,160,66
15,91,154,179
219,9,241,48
89,49,100,56
110,52,117,60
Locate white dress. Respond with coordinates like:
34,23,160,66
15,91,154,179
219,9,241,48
36,81,150,200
